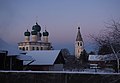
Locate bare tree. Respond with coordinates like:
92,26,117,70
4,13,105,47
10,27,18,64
91,20,120,72
91,20,120,55
61,48,70,58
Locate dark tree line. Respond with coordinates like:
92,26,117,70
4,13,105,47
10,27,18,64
80,49,88,63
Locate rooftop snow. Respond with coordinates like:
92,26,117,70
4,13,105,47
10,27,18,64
103,53,120,61
0,38,22,56
17,54,34,61
23,50,61,65
88,55,104,61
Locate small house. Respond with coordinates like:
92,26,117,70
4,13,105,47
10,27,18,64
23,50,65,71
0,39,24,70
0,50,24,70
103,53,120,68
88,55,105,68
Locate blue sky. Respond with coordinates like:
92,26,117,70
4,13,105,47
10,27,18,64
0,0,120,54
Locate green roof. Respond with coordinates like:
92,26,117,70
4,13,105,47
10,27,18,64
32,22,41,32
31,30,37,35
24,29,30,36
43,30,49,36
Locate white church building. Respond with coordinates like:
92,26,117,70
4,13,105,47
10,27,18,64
18,22,53,51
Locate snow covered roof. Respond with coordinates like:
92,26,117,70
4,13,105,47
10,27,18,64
0,38,22,56
0,50,7,53
88,55,104,61
23,50,61,65
89,54,120,61
103,53,120,61
16,54,34,61
4,47,22,56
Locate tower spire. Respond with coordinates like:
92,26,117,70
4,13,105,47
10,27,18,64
76,27,83,41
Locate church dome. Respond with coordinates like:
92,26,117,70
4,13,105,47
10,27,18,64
24,29,30,36
32,22,41,32
43,30,49,36
31,30,37,35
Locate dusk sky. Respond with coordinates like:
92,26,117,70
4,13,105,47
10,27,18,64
0,0,120,54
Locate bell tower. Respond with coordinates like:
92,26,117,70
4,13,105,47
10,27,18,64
75,27,84,59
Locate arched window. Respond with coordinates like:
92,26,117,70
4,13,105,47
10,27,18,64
80,42,82,46
78,42,79,46
26,47,28,50
41,47,43,50
32,47,35,50
23,47,25,51
36,47,39,50
19,47,22,50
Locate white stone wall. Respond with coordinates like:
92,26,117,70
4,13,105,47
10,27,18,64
25,36,30,42
32,35,37,42
75,41,84,58
43,36,48,43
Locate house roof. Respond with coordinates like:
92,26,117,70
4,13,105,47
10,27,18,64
103,53,120,61
0,38,22,56
23,50,61,65
89,54,120,61
88,55,104,61
16,54,34,61
0,50,7,53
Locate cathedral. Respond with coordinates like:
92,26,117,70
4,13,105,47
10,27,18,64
18,22,52,51
18,22,84,59
75,27,84,59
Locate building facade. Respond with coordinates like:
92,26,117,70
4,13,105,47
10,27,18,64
75,27,84,59
18,22,52,51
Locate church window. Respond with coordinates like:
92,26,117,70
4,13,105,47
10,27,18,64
32,47,35,50
23,47,25,51
19,47,21,50
78,42,79,46
26,47,28,50
36,47,39,50
41,47,43,50
80,42,82,46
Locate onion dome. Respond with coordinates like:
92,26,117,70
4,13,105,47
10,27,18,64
31,30,37,35
43,30,49,36
32,22,41,32
24,29,30,36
